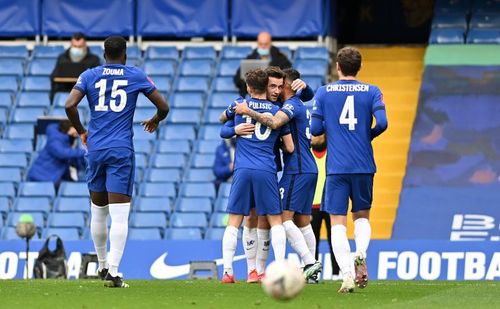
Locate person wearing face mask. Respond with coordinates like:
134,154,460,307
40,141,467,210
233,31,292,97
50,32,101,101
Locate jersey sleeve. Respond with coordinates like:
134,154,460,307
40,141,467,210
224,96,244,120
138,70,157,95
310,87,325,135
280,123,291,136
371,86,386,113
72,70,89,94
280,98,299,120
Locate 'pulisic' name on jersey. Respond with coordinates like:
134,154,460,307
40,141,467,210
102,68,124,76
248,101,273,110
326,84,369,92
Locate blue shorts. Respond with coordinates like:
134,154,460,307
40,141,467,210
323,174,373,215
227,169,281,216
279,173,317,215
86,147,135,196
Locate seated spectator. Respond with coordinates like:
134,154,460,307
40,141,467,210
27,120,85,187
233,31,292,96
213,138,236,189
50,32,100,100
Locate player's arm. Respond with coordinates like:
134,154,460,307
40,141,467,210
371,108,388,139
234,100,290,130
281,133,295,153
311,133,326,151
220,119,255,138
142,90,170,133
65,89,87,146
219,100,240,123
310,90,325,136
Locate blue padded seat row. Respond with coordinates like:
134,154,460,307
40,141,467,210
212,77,237,92
134,107,157,123
170,92,204,109
180,183,216,199
0,168,22,184
27,59,57,76
0,139,33,153
179,59,214,77
10,107,46,123
0,59,24,76
53,92,89,108
149,75,172,93
220,46,252,59
203,109,223,124
140,182,176,198
144,59,176,76
0,182,16,199
198,125,221,140
58,182,88,197
156,140,191,154
0,196,11,215
167,108,201,125
54,197,90,214
48,212,86,229
217,59,240,76
128,227,162,240
19,181,55,197
133,124,158,141
2,227,40,240
160,125,196,141
169,212,207,229
0,76,18,92
214,197,228,212
165,227,202,240
145,46,179,60
130,212,167,229
294,47,330,61
43,227,80,240
182,47,216,60
432,13,467,29
184,168,215,182
32,46,65,58
127,46,142,59
205,227,225,240
175,77,210,92
303,76,324,91
470,13,500,28
8,212,45,228
151,153,186,169
4,124,34,139
210,212,228,228
429,28,464,44
218,183,231,198
293,59,329,77
17,92,51,107
145,168,182,183
134,139,152,154
277,46,292,59
0,92,13,109
14,197,51,214
0,46,28,59
175,197,212,214
0,153,28,168
22,76,51,91
208,91,239,108
466,28,500,43
135,153,149,169
191,154,215,168
194,140,219,154
134,197,172,213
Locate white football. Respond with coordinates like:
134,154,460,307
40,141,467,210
261,259,305,301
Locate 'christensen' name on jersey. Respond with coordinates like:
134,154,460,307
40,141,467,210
327,84,369,92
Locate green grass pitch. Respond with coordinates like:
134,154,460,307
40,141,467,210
1,280,498,308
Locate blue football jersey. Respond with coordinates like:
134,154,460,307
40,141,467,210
234,98,291,173
312,80,385,174
280,95,318,175
73,64,156,152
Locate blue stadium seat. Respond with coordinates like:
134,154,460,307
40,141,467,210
429,28,464,44
191,154,215,168
144,59,176,76
22,76,51,91
0,168,22,184
160,124,196,141
134,197,172,214
27,59,57,76
180,183,216,199
169,92,204,109
2,227,40,240
33,45,65,58
49,107,81,120
0,59,24,76
54,197,89,214
134,139,152,154
133,124,157,140
0,110,6,126
432,13,467,29
130,212,167,229
212,77,237,92
182,47,216,60
151,153,186,169
184,168,215,182
217,182,231,198
175,77,210,92
48,213,85,229
204,227,226,240
156,140,191,154
89,45,103,56
0,196,9,216
0,153,27,168
136,93,152,108
194,140,219,154
54,92,91,108
127,46,142,59
179,59,214,76
8,212,45,228
0,91,13,109
293,59,328,77
10,107,46,123
43,227,80,240
216,59,240,77
294,47,330,61
198,125,222,140
14,197,51,214
19,182,55,198
140,182,176,198
0,182,15,199
221,46,252,59
278,46,292,59
128,227,162,240
470,13,500,28
16,92,50,107
209,213,228,227
145,46,179,60
4,124,34,139
0,46,28,59
214,197,228,212
169,212,207,229
0,139,33,154
145,168,181,183
175,197,212,214
0,76,18,92
207,91,239,108
134,107,157,123
135,153,148,169
303,76,324,91
167,108,200,124
466,29,500,43
164,227,202,240
58,182,88,197
203,108,223,124
150,75,172,93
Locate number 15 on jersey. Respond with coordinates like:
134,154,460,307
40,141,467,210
94,79,128,112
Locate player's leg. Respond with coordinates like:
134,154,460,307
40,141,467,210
350,174,374,288
294,173,318,258
256,215,270,277
324,210,340,278
243,208,258,282
86,150,109,279
103,148,135,288
325,175,355,293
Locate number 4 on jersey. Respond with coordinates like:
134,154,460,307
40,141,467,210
339,95,358,130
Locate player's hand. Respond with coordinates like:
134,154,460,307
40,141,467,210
235,123,255,135
234,99,250,115
79,131,88,149
291,79,307,91
142,117,160,133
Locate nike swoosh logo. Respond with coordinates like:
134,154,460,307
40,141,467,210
150,252,246,279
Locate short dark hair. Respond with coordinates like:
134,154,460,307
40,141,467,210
245,68,268,94
283,68,300,84
265,66,285,80
336,47,362,77
72,32,85,41
104,36,127,60
58,119,73,133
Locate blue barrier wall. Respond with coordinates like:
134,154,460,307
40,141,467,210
0,0,40,37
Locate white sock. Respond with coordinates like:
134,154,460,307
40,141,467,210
270,225,286,261
90,203,109,271
300,224,316,258
108,202,130,277
354,218,371,258
331,224,352,279
256,228,270,274
242,226,257,273
222,226,239,275
283,221,315,265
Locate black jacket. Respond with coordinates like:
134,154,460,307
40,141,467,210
233,45,292,96
50,48,101,99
